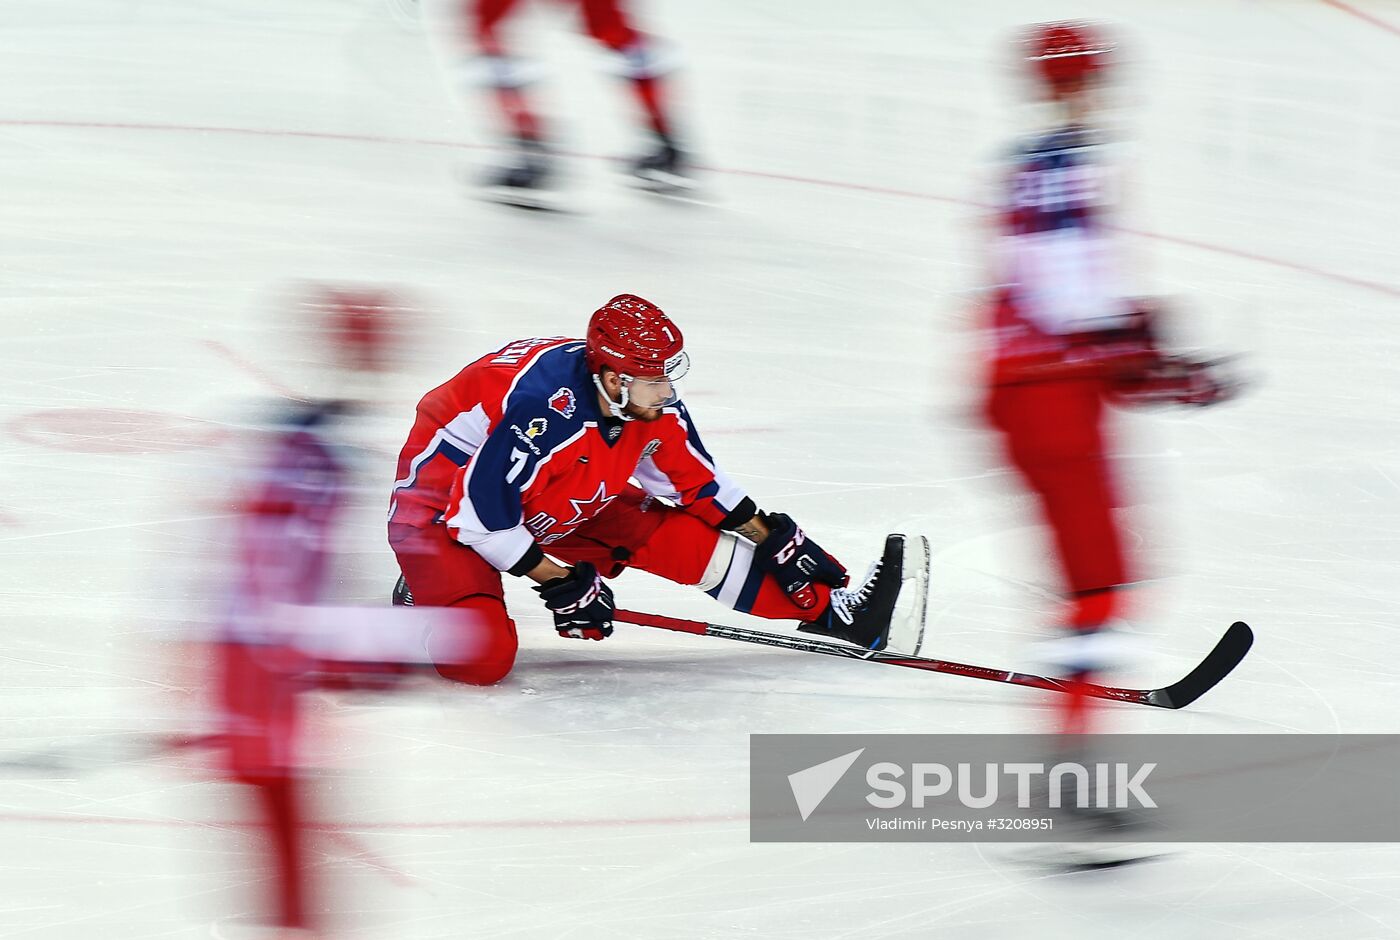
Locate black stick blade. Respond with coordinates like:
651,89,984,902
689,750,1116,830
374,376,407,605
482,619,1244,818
1146,621,1254,709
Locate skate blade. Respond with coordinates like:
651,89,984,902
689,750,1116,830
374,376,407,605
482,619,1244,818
885,534,930,657
628,169,701,197
480,185,565,212
1013,841,1168,873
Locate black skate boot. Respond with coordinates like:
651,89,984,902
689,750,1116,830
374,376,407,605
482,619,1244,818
628,136,694,194
481,138,557,210
797,534,906,650
391,574,414,607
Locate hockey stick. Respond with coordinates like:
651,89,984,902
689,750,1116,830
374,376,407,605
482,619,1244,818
614,610,1253,710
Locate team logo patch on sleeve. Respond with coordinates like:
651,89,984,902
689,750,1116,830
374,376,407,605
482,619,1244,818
549,387,577,418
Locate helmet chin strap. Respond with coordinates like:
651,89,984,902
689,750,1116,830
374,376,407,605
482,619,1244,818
593,373,636,421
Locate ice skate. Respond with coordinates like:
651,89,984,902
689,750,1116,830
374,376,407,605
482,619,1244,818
627,137,696,195
391,574,414,607
890,534,929,655
480,138,559,210
1008,751,1166,872
797,533,926,652
1022,799,1165,872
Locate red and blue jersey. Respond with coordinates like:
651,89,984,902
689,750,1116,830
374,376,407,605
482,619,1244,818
224,403,349,647
390,337,751,574
988,126,1134,380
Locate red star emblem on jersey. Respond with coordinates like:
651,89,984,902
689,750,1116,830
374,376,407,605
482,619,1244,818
563,481,616,527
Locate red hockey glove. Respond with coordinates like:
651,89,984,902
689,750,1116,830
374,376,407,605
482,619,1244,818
1070,299,1240,407
1110,355,1240,408
535,562,615,640
754,513,849,611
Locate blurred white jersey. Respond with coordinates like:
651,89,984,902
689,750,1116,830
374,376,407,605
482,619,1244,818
989,125,1133,367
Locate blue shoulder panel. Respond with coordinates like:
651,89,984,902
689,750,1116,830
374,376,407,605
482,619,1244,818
465,343,595,531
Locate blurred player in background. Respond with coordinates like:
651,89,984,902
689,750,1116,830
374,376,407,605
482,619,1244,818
448,0,692,206
980,22,1237,817
214,287,486,935
388,293,929,679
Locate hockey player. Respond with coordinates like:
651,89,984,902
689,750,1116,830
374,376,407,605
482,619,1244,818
983,22,1236,741
214,288,489,935
388,293,927,682
453,0,690,205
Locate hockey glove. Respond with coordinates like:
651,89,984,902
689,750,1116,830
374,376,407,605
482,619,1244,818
534,562,615,640
1068,300,1240,408
1110,354,1240,408
754,512,849,611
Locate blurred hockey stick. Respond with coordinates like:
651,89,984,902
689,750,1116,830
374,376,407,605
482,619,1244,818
614,610,1253,710
0,732,222,776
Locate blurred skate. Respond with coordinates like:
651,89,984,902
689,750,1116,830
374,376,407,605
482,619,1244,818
627,137,698,196
1017,755,1167,871
1022,807,1166,872
479,138,561,211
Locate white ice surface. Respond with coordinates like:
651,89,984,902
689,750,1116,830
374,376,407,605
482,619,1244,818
2,0,1400,936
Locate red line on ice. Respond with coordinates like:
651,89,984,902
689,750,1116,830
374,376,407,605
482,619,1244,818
3,118,1398,300
203,338,300,399
1320,0,1400,37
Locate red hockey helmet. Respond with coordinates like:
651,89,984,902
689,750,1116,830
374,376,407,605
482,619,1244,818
1023,21,1112,92
585,294,689,418
279,283,411,402
585,294,687,380
320,286,399,373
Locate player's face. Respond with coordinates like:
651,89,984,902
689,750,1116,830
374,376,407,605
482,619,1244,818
624,401,663,421
1046,78,1103,118
598,354,688,421
625,375,677,416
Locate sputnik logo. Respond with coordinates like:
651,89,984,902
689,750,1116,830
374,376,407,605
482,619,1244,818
788,748,865,822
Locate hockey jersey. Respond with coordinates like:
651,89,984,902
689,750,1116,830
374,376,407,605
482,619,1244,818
224,402,349,647
988,125,1134,379
389,337,752,574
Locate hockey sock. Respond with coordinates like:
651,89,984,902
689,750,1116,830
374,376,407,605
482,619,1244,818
249,773,312,930
629,75,671,140
491,86,543,144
